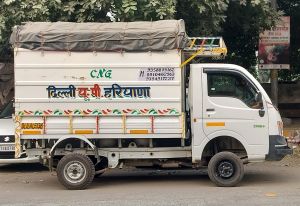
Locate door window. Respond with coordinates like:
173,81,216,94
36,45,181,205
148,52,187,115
207,72,260,109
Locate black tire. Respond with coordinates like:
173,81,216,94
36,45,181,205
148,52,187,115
57,153,95,190
208,152,244,187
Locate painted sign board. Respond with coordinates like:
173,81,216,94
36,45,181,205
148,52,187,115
258,16,290,69
138,68,175,81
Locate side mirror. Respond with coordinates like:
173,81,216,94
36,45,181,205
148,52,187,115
255,92,265,117
255,92,263,103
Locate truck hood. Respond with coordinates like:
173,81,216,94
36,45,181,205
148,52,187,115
0,118,14,135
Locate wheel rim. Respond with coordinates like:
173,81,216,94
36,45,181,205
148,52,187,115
217,161,234,179
64,161,87,184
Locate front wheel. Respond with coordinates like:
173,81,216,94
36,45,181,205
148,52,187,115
208,152,244,187
57,153,95,190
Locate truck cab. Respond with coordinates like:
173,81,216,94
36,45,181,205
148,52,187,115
188,64,291,164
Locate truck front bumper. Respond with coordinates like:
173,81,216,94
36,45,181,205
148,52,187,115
266,135,293,161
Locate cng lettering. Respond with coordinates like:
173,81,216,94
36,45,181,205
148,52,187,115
90,68,112,79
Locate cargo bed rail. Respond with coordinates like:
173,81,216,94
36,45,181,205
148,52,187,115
181,37,227,67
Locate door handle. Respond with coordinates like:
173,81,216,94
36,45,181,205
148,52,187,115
206,108,215,112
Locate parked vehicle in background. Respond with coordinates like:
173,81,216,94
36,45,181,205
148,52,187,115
0,101,14,158
0,101,39,163
5,20,292,189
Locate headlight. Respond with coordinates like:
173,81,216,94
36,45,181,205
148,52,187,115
277,121,283,136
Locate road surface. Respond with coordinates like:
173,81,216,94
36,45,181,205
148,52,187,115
0,161,299,206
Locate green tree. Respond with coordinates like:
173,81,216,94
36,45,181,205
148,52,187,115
113,0,176,21
220,1,280,74
0,0,177,62
176,0,229,36
0,0,113,61
176,0,280,75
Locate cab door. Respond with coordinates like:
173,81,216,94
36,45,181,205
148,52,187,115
202,68,269,155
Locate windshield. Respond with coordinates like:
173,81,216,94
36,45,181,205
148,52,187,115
0,102,13,119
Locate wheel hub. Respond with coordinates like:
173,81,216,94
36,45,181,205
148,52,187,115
64,161,86,184
217,161,234,178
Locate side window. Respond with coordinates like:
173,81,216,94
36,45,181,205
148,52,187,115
0,101,13,118
207,72,260,109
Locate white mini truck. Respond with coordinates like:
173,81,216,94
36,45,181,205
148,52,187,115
9,20,291,189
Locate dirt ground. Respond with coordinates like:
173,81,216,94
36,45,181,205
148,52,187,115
0,154,300,206
270,146,300,167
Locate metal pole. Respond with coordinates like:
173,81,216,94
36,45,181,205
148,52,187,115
270,70,278,107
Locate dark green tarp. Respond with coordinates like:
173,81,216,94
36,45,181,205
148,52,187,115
10,20,189,52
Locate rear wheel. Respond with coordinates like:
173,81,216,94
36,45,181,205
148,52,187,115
208,152,244,187
57,153,95,190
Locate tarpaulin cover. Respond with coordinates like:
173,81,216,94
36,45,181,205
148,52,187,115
10,20,189,52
